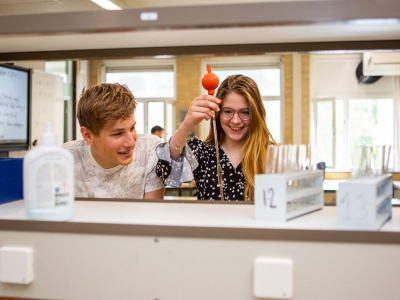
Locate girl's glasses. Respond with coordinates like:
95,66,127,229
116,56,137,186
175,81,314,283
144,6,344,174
220,108,250,121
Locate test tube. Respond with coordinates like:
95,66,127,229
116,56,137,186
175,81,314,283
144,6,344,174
265,145,278,174
278,145,288,173
384,145,391,173
371,145,385,176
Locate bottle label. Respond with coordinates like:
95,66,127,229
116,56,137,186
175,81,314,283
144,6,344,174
34,160,71,209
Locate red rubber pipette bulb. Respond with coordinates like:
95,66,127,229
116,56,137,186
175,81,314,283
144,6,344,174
202,65,219,96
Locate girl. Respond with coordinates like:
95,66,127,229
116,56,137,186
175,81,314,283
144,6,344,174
156,75,277,201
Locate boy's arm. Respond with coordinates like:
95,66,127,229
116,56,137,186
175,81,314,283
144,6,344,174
144,188,165,199
142,135,166,199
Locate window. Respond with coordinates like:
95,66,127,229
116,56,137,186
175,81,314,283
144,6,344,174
311,54,398,171
202,56,283,142
315,97,396,170
101,59,176,141
315,99,334,167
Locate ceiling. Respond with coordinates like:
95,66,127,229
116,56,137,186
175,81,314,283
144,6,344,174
1,0,278,15
0,0,400,60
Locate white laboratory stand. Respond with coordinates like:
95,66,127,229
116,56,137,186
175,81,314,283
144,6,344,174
337,173,393,230
254,170,324,222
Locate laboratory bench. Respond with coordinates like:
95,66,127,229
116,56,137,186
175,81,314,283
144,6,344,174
165,180,345,204
163,178,400,205
164,185,197,197
0,198,400,300
163,180,399,205
322,179,400,206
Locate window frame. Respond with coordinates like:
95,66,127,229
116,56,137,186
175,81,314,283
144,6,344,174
313,97,337,168
100,58,177,140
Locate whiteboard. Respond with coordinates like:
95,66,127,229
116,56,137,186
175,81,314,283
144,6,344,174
0,65,29,142
31,70,64,146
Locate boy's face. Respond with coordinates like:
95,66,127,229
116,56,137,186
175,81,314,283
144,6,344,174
83,116,137,169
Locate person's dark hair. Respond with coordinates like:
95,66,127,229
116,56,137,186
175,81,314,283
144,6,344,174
151,125,164,134
77,83,136,136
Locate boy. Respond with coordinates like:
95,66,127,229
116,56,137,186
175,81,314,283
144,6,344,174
62,83,165,199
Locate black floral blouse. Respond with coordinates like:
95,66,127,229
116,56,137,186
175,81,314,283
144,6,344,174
156,137,246,201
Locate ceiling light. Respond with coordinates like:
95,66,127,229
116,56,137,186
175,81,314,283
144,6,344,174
91,0,122,10
347,18,400,25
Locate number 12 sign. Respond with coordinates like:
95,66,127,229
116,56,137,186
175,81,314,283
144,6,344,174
255,171,324,222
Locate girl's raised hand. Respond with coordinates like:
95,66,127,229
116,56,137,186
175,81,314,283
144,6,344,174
181,95,221,131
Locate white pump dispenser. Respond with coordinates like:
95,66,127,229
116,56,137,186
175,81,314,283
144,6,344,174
23,122,74,221
41,122,58,145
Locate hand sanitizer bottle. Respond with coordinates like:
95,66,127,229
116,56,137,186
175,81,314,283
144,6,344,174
24,122,74,221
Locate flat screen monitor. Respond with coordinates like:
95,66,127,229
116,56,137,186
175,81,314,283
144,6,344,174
0,63,31,154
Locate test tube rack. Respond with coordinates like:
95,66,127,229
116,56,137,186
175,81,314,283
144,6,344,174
336,173,392,231
254,170,324,222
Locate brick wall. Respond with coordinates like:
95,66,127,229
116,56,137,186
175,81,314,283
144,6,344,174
301,54,310,144
283,54,293,144
88,60,100,88
176,57,202,135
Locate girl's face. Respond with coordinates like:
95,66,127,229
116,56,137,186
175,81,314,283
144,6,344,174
219,92,250,143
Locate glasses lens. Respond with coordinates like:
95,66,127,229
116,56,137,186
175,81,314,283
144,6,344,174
221,109,250,120
221,109,233,119
239,110,250,120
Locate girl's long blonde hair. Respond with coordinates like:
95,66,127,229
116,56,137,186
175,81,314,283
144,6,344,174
204,75,277,201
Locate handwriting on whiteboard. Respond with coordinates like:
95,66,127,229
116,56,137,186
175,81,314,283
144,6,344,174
0,68,28,140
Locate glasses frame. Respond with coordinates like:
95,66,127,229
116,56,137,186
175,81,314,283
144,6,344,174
220,107,250,121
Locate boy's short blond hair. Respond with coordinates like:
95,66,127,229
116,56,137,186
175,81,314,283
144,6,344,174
77,83,137,136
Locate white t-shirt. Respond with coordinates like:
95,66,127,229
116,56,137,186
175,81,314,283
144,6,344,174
62,134,165,199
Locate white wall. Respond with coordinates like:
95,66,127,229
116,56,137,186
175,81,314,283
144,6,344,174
74,60,89,141
310,54,394,99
